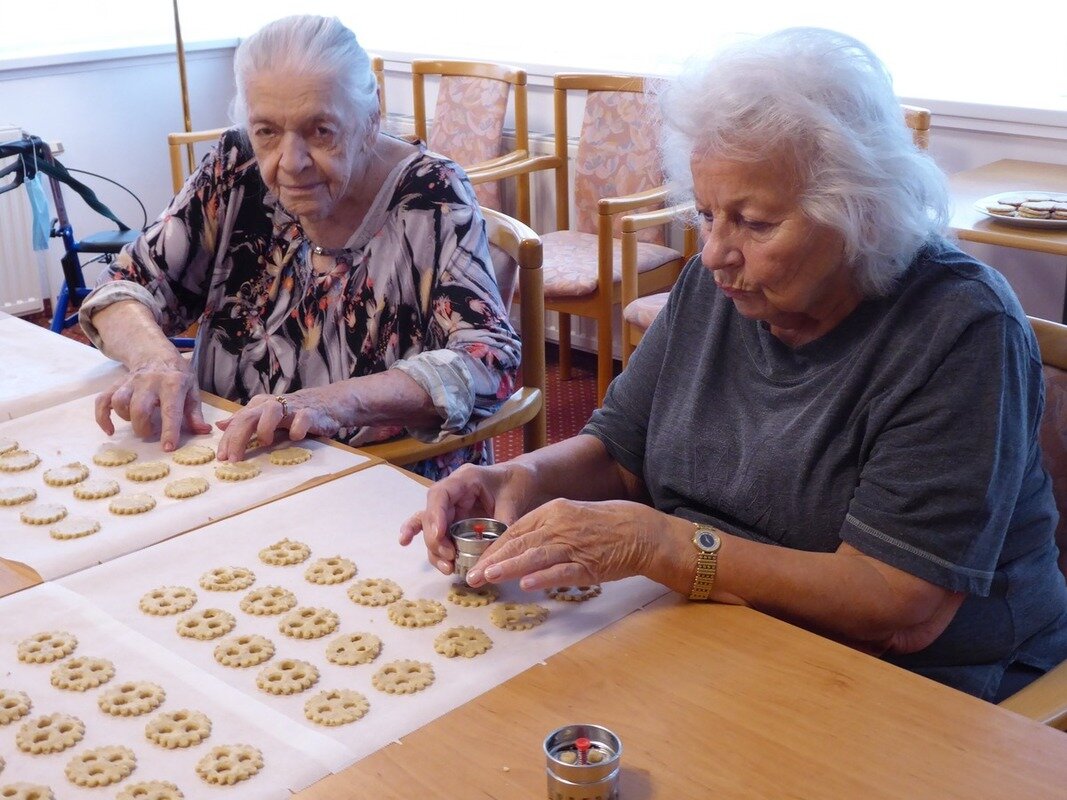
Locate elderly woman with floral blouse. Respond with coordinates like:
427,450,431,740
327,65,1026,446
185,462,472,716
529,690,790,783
81,15,519,479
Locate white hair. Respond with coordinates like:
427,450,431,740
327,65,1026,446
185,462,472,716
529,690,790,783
232,15,379,136
659,27,950,297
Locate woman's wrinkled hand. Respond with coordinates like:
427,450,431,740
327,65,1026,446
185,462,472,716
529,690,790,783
95,356,211,451
398,462,539,575
216,389,344,461
464,498,666,591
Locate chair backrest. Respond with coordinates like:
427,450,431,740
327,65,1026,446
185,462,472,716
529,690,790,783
412,60,528,213
554,73,665,244
1030,316,1067,579
371,55,386,119
167,127,229,195
902,104,931,150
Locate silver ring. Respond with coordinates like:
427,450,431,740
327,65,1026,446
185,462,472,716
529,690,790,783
274,395,290,417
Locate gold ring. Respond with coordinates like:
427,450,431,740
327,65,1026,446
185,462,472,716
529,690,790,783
275,395,290,417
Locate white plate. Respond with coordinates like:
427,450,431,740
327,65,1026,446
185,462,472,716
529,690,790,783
973,190,1067,229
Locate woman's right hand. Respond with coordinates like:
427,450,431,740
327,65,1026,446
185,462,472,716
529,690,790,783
95,354,211,451
398,462,539,575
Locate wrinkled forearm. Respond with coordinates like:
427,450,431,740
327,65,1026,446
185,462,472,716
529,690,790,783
90,300,184,371
308,370,442,431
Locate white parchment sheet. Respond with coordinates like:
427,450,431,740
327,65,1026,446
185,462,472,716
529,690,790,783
0,314,123,422
60,464,669,768
0,394,371,579
0,583,348,798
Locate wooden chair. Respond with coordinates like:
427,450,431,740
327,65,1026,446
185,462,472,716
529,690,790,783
372,55,386,119
411,59,530,223
361,207,546,466
467,73,691,404
620,103,933,366
998,316,1067,730
167,127,229,194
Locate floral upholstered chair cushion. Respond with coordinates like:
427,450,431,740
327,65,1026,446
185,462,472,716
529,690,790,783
622,291,669,332
542,231,678,299
572,90,665,244
1040,364,1067,577
427,75,510,210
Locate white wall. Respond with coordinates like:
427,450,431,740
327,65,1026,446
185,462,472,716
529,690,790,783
2,47,1066,343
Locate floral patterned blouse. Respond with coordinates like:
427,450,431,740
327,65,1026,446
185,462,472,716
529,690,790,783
81,129,520,480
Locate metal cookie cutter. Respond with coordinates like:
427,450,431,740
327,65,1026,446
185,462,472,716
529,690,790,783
544,723,622,800
448,517,507,581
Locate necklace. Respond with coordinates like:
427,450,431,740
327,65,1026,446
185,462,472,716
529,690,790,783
309,243,355,258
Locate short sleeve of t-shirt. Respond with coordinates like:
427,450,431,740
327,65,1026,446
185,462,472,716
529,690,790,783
841,312,1044,595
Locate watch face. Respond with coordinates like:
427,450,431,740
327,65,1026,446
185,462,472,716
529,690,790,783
696,530,719,550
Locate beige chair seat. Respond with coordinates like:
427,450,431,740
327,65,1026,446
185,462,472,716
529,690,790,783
542,230,680,299
622,291,669,331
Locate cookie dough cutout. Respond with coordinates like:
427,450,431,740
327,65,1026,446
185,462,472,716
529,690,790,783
19,503,67,526
164,476,209,499
0,785,54,800
304,556,356,585
239,585,296,615
109,493,156,515
145,709,212,749
42,462,89,487
448,583,499,607
213,635,274,668
139,586,197,616
0,487,36,506
65,745,136,788
490,602,550,631
0,438,16,454
434,626,493,659
0,450,40,472
49,516,101,540
50,657,115,691
92,447,137,467
268,446,312,466
72,479,120,500
387,598,447,628
126,461,170,482
98,682,166,717
117,781,184,800
258,538,311,566
371,660,435,695
17,631,77,664
176,608,236,640
546,585,602,602
278,607,339,640
347,577,403,607
325,632,382,666
195,744,263,786
304,689,369,727
171,444,215,466
0,690,32,725
255,659,319,695
215,461,261,481
199,566,255,591
15,713,85,754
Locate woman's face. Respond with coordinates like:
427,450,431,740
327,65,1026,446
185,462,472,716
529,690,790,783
692,153,858,340
245,70,370,224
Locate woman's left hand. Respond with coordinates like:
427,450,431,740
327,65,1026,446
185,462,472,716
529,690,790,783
465,498,682,591
216,390,344,461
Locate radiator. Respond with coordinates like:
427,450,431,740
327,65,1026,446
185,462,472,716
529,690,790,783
0,125,46,316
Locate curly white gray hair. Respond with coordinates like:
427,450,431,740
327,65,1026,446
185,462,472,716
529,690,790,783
659,27,949,297
232,15,379,138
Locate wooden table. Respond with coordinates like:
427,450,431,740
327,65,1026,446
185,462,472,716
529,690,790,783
299,595,1067,799
948,159,1067,320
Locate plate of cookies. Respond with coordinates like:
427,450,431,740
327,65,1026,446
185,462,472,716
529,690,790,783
974,191,1067,229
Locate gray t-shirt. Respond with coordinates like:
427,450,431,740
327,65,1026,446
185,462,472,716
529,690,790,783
583,237,1067,699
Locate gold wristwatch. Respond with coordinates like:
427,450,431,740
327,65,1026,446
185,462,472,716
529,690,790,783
689,523,721,601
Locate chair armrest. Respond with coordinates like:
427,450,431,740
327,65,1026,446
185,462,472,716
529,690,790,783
597,186,671,217
999,658,1067,731
360,388,543,467
466,154,563,184
621,201,695,234
466,149,529,180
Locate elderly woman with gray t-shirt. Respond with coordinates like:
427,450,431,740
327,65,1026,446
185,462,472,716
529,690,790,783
400,28,1067,701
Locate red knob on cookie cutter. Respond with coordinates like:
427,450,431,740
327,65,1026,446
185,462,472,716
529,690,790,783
472,522,486,539
575,737,591,765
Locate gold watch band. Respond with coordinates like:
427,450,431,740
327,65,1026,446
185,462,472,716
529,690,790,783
689,524,720,601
